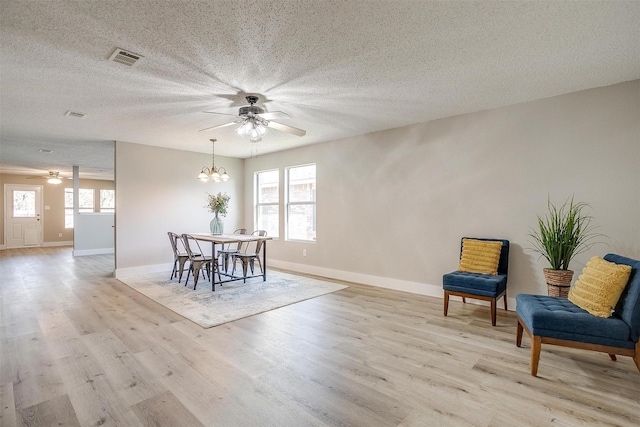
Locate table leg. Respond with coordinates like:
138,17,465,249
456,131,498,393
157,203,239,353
211,242,217,291
262,240,267,281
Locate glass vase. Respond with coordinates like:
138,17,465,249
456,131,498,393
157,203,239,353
210,214,224,235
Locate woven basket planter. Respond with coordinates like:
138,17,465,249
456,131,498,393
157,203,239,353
543,268,574,298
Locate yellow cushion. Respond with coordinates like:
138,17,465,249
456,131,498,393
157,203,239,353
458,239,503,275
568,256,632,318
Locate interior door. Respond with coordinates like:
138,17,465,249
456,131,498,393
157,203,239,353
4,184,43,248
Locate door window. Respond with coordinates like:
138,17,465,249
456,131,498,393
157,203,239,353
13,190,36,217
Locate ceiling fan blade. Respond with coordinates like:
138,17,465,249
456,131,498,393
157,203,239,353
267,121,306,137
198,120,241,133
256,111,290,120
202,111,239,117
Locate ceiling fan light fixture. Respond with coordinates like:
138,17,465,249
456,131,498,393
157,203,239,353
237,120,253,136
47,171,62,184
200,95,305,140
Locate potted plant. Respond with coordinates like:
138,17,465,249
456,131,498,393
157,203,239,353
206,192,230,235
528,196,604,297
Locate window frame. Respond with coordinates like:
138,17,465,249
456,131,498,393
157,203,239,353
64,188,96,228
99,189,115,213
285,163,316,242
254,169,280,239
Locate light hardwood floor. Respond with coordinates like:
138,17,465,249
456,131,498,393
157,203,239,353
1,247,639,426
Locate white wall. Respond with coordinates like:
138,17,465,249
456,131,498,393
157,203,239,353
115,141,244,277
243,80,640,302
74,213,114,256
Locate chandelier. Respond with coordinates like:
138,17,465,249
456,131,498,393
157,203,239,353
197,139,230,182
47,171,62,184
236,115,269,143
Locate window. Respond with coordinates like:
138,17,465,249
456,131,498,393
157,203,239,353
13,190,36,218
100,189,115,213
255,169,279,238
64,188,95,228
64,188,73,228
286,164,316,241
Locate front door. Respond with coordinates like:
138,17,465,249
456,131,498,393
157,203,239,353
4,184,43,248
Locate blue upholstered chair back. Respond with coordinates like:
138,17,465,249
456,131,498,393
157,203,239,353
604,253,640,342
459,237,510,276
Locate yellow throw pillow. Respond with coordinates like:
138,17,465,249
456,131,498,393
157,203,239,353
568,256,632,318
458,239,503,275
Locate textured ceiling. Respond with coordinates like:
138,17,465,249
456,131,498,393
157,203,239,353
1,1,639,180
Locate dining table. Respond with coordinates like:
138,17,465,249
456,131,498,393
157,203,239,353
189,233,273,291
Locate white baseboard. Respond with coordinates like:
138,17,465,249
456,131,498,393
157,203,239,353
73,248,114,256
0,241,72,250
270,259,516,311
115,263,173,279
270,259,444,298
43,241,73,247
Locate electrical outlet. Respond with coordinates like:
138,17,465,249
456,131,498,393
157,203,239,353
58,233,62,237
303,249,307,257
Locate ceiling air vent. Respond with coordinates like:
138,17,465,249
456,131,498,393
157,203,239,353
108,48,143,67
65,110,86,118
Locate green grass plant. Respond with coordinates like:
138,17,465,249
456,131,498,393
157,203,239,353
529,196,604,270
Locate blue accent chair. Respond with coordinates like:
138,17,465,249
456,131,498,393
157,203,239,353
516,254,640,376
443,237,510,326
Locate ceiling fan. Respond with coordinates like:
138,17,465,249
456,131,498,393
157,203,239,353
199,95,306,142
25,171,70,184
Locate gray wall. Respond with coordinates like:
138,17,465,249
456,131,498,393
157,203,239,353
115,141,244,277
74,213,114,255
243,80,640,302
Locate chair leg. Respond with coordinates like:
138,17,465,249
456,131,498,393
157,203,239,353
171,259,178,279
241,258,249,283
178,258,188,283
490,298,497,326
634,341,640,372
516,319,523,347
185,265,192,285
608,354,617,361
530,335,542,376
193,262,202,289
503,294,508,311
444,290,450,317
462,297,466,303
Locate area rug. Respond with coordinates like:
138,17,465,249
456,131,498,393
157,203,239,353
118,270,348,328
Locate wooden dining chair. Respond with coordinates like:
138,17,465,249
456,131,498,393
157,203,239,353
231,230,267,282
182,234,220,290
